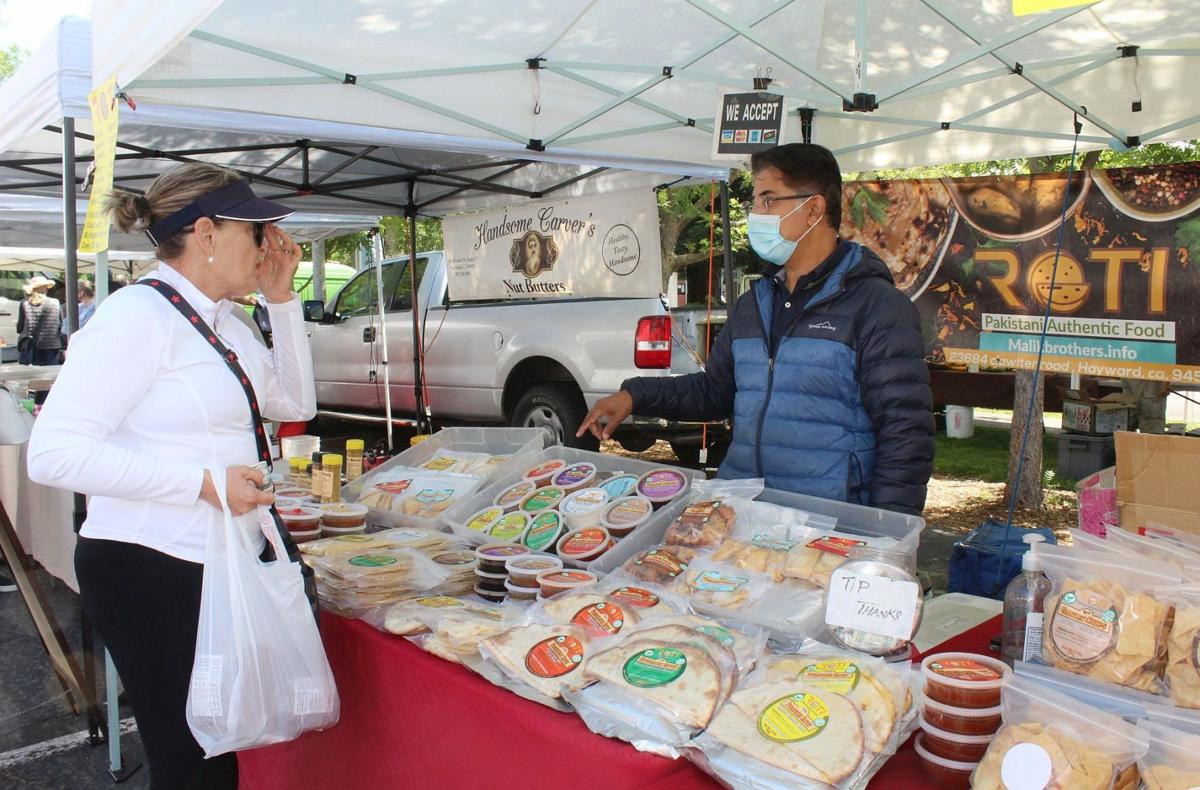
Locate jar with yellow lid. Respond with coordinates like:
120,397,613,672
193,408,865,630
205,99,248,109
345,439,365,481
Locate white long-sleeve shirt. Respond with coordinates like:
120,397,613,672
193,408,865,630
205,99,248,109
26,263,317,563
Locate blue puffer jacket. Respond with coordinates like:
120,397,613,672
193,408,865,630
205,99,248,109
624,242,934,515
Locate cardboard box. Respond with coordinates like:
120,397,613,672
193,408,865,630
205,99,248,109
1060,389,1137,434
1115,431,1200,537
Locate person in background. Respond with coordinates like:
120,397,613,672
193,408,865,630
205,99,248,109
27,162,314,789
579,143,935,516
16,275,63,366
76,279,96,329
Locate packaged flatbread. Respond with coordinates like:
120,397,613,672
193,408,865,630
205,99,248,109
630,613,766,676
1138,719,1200,790
1157,585,1200,709
1038,544,1179,692
621,623,740,704
712,539,790,582
681,558,771,611
664,499,739,549
479,624,592,700
383,595,476,635
971,676,1148,790
538,592,641,639
298,527,455,557
699,680,865,787
584,638,723,729
620,545,697,587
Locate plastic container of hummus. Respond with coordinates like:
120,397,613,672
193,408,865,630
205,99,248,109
600,496,653,538
921,652,1010,709
536,569,598,597
504,578,539,601
559,487,610,529
278,505,323,532
487,511,530,543
918,715,995,762
475,543,530,575
913,734,976,790
320,502,368,529
474,583,506,603
523,459,568,488
464,505,504,534
473,567,509,593
321,523,367,538
519,486,566,515
922,697,1002,736
505,555,563,588
551,463,597,494
289,528,322,544
521,511,566,553
556,527,613,563
599,474,641,501
275,486,317,504
494,480,537,512
636,469,688,507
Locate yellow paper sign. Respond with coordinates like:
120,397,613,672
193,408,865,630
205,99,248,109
1012,0,1094,15
78,76,120,254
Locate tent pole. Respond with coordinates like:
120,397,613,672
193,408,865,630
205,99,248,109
407,190,427,434
370,230,393,451
312,239,326,302
95,250,109,303
720,181,734,317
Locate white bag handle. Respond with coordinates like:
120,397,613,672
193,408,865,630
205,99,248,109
0,386,33,446
207,467,289,565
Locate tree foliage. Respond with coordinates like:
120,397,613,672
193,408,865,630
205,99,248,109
0,44,27,81
302,215,444,267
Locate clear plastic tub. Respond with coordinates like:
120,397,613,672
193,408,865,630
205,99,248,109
552,462,598,493
320,502,369,529
536,569,597,597
487,512,530,543
340,427,550,530
522,511,566,553
559,488,610,529
475,543,530,574
278,505,322,532
290,527,322,544
637,469,690,507
474,583,506,603
504,579,539,600
913,733,976,790
474,568,508,593
494,480,538,512
506,556,563,588
524,459,567,488
321,523,367,538
464,505,503,535
599,475,640,500
922,697,1002,735
601,496,653,538
918,714,996,762
557,527,613,563
922,652,1011,709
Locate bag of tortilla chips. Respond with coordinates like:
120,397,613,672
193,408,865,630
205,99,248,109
1155,584,1200,709
972,676,1148,790
1137,719,1200,790
1037,543,1180,692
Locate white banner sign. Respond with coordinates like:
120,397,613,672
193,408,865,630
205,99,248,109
443,191,663,302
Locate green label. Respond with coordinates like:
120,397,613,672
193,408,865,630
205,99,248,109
348,554,397,567
489,514,528,541
695,625,735,648
523,513,561,550
622,647,687,688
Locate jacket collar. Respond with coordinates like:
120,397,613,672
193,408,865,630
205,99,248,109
147,263,236,331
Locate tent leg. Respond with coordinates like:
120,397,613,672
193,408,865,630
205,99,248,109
720,181,735,316
370,230,394,451
407,199,428,434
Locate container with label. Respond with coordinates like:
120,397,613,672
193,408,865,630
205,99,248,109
524,459,568,488
289,527,322,544
278,505,322,533
488,511,530,543
321,522,368,538
519,486,566,515
474,583,507,603
551,463,598,494
600,496,653,538
556,527,614,563
536,569,598,597
474,567,509,593
504,578,539,600
465,505,504,534
321,453,344,503
320,502,368,529
637,469,688,507
921,652,1011,709
918,715,996,762
1001,534,1050,666
505,555,563,588
559,487,610,529
599,475,640,500
522,511,566,553
922,697,1002,736
494,480,537,512
345,439,365,481
475,543,531,574
914,733,976,790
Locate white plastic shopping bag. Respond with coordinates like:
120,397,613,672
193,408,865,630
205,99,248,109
187,472,339,756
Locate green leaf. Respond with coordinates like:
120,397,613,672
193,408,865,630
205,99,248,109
961,259,975,279
866,197,889,225
1175,217,1200,261
850,190,868,229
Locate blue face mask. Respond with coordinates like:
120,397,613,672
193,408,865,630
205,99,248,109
747,197,820,265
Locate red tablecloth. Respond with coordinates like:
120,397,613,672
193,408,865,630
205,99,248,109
238,612,1002,790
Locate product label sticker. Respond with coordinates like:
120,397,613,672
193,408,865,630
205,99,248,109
478,545,527,558
691,570,749,593
600,476,639,499
678,501,720,527
622,647,687,688
546,571,593,584
414,488,454,504
571,602,627,637
609,586,661,608
346,456,363,479
421,455,458,472
640,471,685,498
695,625,736,648
497,482,535,507
635,550,688,578
524,635,585,678
555,464,594,488
561,528,606,555
807,535,867,557
1022,613,1045,663
799,661,861,695
522,489,563,512
488,514,528,541
348,553,397,568
432,551,475,566
752,533,798,551
1000,743,1053,790
374,479,413,495
1049,590,1118,663
563,489,607,514
927,658,1003,682
526,460,566,479
757,693,830,743
311,469,335,499
606,499,651,525
415,596,464,609
824,568,920,643
523,513,562,550
467,508,501,532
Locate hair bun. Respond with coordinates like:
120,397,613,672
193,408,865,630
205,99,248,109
134,195,152,215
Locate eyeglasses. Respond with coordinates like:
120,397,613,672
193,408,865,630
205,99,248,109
741,193,817,214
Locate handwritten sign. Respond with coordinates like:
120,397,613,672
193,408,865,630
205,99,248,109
78,75,120,254
824,568,920,642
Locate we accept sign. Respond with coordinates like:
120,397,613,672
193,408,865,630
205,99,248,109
443,191,663,302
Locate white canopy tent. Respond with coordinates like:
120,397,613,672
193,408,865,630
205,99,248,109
0,247,157,275
86,0,1200,172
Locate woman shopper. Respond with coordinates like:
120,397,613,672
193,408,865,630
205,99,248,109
16,275,63,365
27,163,316,789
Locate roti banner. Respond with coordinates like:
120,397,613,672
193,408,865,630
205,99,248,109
78,75,120,254
1012,0,1095,16
835,163,1200,385
443,191,663,302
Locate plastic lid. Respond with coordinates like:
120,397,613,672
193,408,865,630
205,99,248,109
322,453,344,466
913,734,979,772
921,652,1011,690
922,696,1002,720
918,714,999,745
345,439,365,451
505,555,562,574
1022,534,1047,572
289,457,305,469
504,578,540,594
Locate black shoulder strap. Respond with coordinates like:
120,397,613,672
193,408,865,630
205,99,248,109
137,278,271,464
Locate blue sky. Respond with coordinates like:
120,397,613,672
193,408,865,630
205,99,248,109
1,0,91,52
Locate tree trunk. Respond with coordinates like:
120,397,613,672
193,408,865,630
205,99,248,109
1005,370,1045,511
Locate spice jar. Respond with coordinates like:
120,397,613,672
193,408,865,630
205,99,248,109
345,439,365,481
320,453,344,503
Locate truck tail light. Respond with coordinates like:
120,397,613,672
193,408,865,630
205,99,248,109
635,315,672,369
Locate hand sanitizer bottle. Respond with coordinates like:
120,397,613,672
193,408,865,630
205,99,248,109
1001,534,1051,666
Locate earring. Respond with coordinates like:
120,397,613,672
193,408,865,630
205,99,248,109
207,255,215,265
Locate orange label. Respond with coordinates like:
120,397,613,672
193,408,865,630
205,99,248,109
374,479,413,495
635,550,688,578
1049,590,1117,663
561,528,607,556
928,658,1002,682
609,586,661,608
571,602,628,637
524,635,585,678
807,535,867,557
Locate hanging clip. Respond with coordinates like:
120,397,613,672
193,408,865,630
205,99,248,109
1072,108,1084,136
114,90,137,112
753,66,773,91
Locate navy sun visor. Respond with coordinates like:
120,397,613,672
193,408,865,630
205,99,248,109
145,180,295,246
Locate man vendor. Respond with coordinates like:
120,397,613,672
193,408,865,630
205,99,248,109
578,143,934,516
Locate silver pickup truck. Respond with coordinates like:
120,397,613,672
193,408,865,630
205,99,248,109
303,251,724,458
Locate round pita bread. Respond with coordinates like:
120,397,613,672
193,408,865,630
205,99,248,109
480,624,591,699
541,593,641,637
623,623,738,702
585,639,722,729
765,656,898,752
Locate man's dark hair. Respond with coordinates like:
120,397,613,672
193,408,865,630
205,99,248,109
750,143,842,230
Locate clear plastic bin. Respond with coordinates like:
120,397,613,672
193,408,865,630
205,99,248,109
442,447,703,574
343,427,552,531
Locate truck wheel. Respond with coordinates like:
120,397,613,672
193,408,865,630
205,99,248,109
512,384,598,451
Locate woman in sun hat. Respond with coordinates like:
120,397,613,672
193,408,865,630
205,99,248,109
26,162,317,789
16,274,63,365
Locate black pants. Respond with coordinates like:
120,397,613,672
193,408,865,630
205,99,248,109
75,537,237,790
